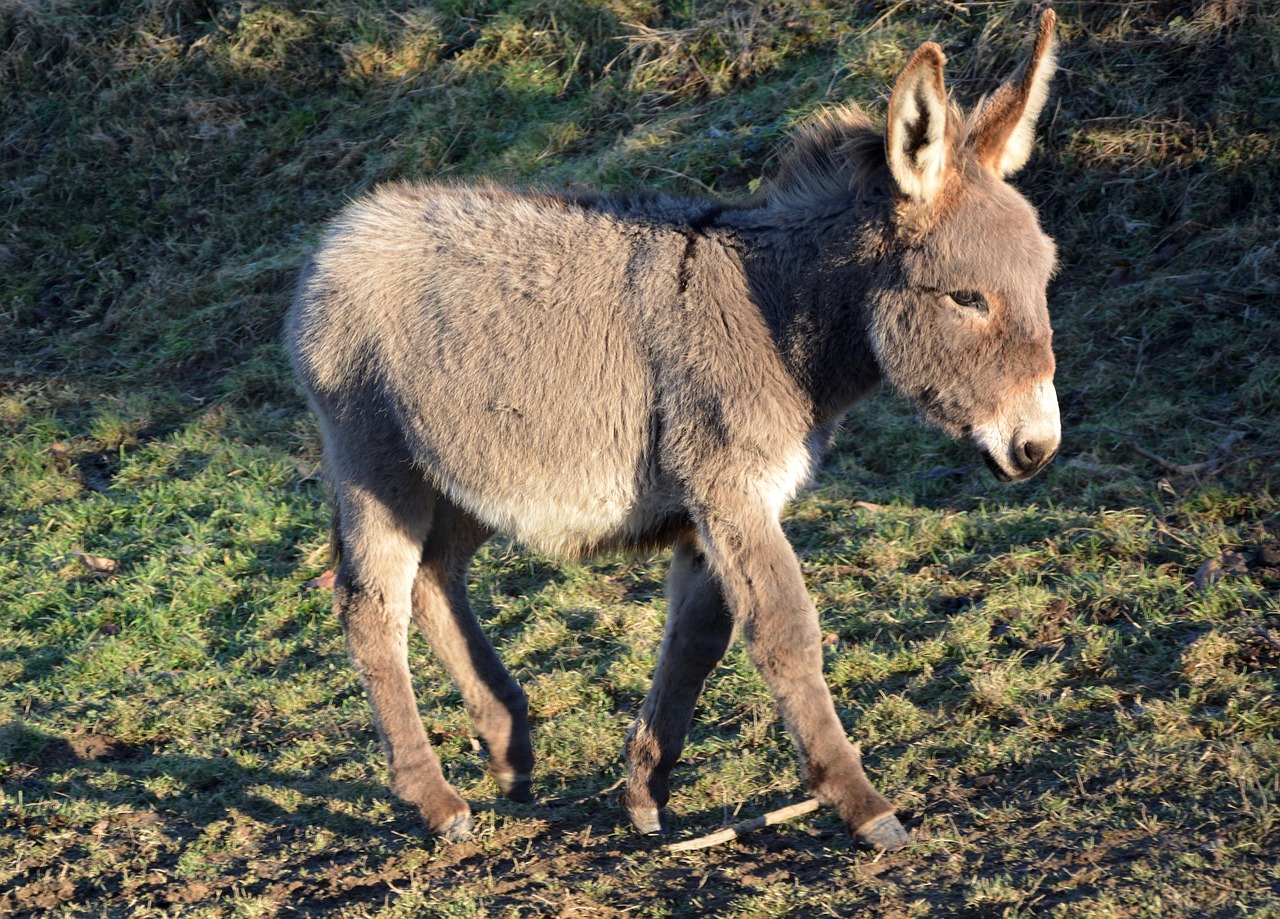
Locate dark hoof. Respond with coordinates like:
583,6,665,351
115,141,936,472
626,806,667,836
495,771,534,803
855,812,910,851
434,811,475,843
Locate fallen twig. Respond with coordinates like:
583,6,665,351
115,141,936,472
573,776,627,806
665,798,820,852
1123,439,1213,476
1121,429,1249,477
527,776,628,810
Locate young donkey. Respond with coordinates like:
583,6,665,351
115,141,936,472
288,12,1060,850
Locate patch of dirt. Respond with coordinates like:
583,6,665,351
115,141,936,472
0,728,134,769
1234,629,1280,672
67,733,136,762
1,878,80,914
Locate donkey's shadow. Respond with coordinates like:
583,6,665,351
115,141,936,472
1,722,415,844
1,721,808,915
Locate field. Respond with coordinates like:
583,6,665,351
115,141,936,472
1,0,1278,915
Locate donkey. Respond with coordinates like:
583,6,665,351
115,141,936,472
287,11,1060,850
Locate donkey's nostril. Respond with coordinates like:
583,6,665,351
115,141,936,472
1015,438,1058,476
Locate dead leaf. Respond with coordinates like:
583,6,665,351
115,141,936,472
305,569,336,590
1193,557,1223,590
1107,262,1136,286
1152,242,1182,266
292,460,323,483
76,551,118,575
1220,551,1249,575
853,500,887,512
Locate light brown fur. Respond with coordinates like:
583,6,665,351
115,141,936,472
287,11,1061,848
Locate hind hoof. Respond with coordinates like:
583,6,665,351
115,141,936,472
433,812,475,843
494,771,534,803
627,806,667,836
855,812,910,851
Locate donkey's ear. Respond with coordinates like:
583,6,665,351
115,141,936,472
969,9,1058,177
886,42,950,204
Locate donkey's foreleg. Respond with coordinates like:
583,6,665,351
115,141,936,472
622,533,735,835
700,512,910,851
411,504,533,804
335,485,473,840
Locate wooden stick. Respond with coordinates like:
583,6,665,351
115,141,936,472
664,798,821,852
1121,430,1251,477
1123,439,1213,476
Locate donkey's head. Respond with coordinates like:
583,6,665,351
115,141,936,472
867,11,1060,482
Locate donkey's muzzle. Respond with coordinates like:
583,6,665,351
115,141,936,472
983,437,1058,482
974,378,1061,483
1012,435,1058,479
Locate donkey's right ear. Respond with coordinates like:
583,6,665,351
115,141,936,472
886,42,951,205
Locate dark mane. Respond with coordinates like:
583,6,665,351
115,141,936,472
762,105,891,211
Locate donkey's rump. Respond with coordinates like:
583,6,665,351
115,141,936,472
290,182,695,554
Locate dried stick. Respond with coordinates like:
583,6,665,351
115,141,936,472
1121,429,1248,477
665,798,821,853
1123,439,1214,476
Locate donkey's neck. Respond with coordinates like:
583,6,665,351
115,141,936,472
718,203,885,425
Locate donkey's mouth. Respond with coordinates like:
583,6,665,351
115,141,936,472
981,450,1014,483
981,446,1059,483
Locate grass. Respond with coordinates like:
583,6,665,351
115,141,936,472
2,0,1279,915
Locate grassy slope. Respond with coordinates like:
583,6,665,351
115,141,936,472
1,0,1278,915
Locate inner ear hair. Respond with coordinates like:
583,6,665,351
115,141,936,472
886,42,950,204
969,9,1058,177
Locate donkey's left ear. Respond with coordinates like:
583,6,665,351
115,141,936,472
968,9,1058,177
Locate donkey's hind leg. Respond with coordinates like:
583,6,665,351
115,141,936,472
411,499,534,803
331,460,473,840
622,533,735,835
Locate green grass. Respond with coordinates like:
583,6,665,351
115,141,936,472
2,0,1279,915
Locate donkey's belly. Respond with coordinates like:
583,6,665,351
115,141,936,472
398,377,671,557
451,474,639,556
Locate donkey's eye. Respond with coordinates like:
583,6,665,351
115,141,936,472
948,291,989,314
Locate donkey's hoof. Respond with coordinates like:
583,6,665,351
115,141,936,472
627,806,667,836
494,771,534,804
855,812,910,851
432,812,475,843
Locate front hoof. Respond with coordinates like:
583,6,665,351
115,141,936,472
494,771,534,804
855,812,910,851
626,805,667,836
434,811,475,843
